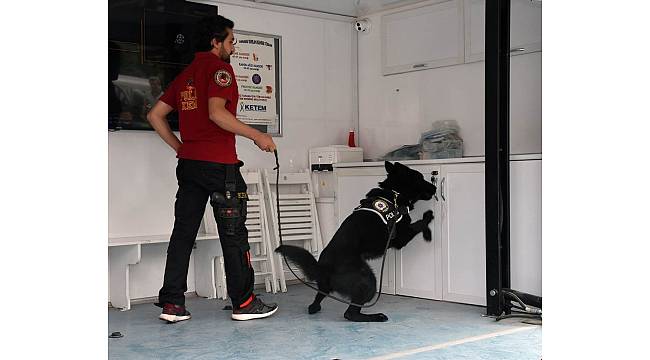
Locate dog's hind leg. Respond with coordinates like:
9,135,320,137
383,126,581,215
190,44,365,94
308,292,326,314
343,288,388,322
344,303,388,322
333,263,388,322
309,272,332,314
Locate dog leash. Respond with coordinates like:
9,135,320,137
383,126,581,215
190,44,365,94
273,150,395,308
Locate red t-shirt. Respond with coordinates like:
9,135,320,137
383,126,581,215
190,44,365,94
159,52,240,164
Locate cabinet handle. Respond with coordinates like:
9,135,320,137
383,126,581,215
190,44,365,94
441,177,446,201
431,171,439,201
510,48,525,53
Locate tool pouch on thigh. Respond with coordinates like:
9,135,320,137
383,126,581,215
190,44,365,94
210,194,248,236
210,163,248,236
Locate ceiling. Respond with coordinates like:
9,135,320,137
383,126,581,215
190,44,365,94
237,0,430,17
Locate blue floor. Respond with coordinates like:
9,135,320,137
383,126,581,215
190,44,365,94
108,285,541,359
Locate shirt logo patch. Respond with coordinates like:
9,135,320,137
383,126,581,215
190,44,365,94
180,84,197,111
214,69,232,87
373,199,389,213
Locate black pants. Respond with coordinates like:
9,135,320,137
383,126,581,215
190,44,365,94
157,159,254,308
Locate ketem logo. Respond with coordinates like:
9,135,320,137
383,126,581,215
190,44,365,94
239,103,267,112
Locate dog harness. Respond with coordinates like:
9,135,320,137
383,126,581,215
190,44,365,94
353,191,407,225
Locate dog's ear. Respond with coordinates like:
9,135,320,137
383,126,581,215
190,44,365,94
384,161,394,173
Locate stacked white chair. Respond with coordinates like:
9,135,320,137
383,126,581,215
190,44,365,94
198,206,228,300
241,170,279,294
263,169,324,292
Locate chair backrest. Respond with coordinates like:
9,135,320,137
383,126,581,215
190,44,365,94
241,170,270,254
263,169,323,256
241,169,280,293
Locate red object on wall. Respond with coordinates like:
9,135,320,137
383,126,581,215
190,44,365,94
348,129,356,147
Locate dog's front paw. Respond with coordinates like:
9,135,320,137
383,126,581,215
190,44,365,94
422,227,432,241
422,210,434,224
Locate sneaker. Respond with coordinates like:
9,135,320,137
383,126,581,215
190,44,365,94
231,296,278,321
159,303,191,323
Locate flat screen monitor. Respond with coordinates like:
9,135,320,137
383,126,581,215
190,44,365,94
108,2,216,131
109,41,182,131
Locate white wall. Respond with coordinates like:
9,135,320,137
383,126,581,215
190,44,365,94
357,12,541,160
109,3,354,238
109,2,354,301
217,2,355,170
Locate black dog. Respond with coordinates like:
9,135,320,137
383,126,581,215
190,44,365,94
276,161,436,322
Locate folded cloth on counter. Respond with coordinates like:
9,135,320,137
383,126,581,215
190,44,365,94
419,120,463,159
381,144,422,161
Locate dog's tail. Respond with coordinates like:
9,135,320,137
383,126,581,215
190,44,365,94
275,245,320,281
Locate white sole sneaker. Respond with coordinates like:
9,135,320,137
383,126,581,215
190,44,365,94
159,313,191,323
231,306,278,321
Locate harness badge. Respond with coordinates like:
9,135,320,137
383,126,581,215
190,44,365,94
373,199,389,213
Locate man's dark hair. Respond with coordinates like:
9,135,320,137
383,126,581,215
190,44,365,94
194,15,234,52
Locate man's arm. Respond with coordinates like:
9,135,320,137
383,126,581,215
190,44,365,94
209,97,276,152
146,101,182,153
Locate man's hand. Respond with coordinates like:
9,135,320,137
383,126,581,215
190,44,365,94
208,98,278,152
254,133,277,152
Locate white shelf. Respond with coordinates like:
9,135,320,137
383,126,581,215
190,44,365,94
108,233,219,247
333,153,541,168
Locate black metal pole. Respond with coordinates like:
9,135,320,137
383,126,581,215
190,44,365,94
485,0,511,316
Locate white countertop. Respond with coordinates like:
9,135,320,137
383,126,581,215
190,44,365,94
333,153,541,168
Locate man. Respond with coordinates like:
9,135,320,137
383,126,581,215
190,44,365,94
147,15,278,322
141,76,163,119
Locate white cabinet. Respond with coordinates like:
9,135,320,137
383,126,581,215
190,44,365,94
510,0,542,55
333,157,540,306
440,162,486,305
335,165,444,299
335,162,485,303
394,165,443,300
464,0,486,63
464,0,542,63
382,0,465,75
335,167,396,295
379,0,541,74
510,159,542,296
336,165,442,300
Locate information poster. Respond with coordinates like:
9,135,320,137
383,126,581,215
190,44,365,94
231,32,279,127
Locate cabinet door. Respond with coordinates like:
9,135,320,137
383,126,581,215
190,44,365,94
510,0,542,55
382,0,464,75
464,0,542,63
335,168,396,295
441,163,486,305
510,159,542,296
395,165,443,300
464,0,486,63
